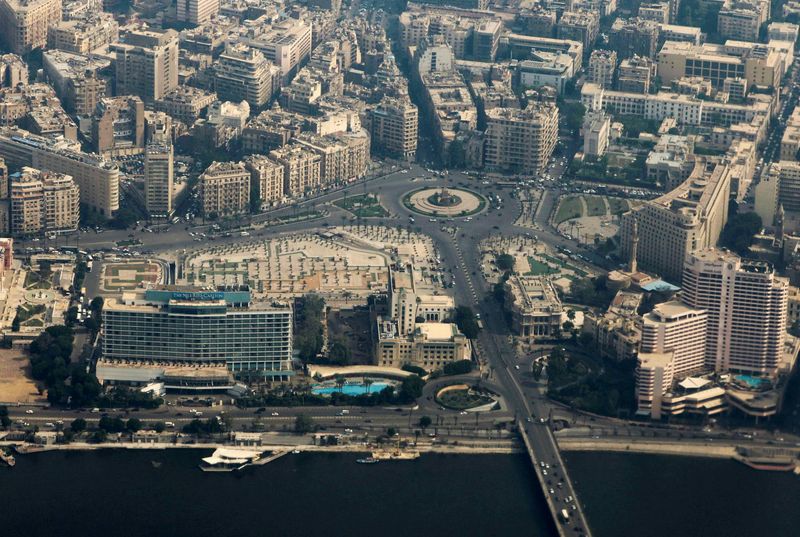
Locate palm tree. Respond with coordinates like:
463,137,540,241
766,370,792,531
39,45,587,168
335,375,346,393
363,377,374,394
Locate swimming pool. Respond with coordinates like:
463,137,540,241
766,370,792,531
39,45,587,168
312,382,391,396
734,375,770,389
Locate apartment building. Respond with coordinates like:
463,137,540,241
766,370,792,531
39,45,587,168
0,54,27,88
617,56,656,93
91,96,145,157
110,29,179,102
583,111,611,158
10,166,79,235
768,22,799,43
269,145,322,197
582,290,642,362
176,0,219,25
0,0,62,55
658,24,702,45
619,160,731,283
780,108,800,161
245,154,284,208
241,108,304,154
609,17,660,59
368,97,418,160
682,249,788,376
718,0,768,42
0,127,118,216
215,44,281,109
636,301,709,419
484,103,558,176
240,18,313,81
42,50,110,116
638,2,670,23
503,275,563,340
556,10,598,50
587,49,617,88
200,161,250,217
144,143,173,219
505,34,584,72
154,87,216,125
754,161,800,226
293,131,370,185
515,52,574,94
102,286,293,380
46,12,117,53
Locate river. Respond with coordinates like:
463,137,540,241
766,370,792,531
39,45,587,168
2,449,799,537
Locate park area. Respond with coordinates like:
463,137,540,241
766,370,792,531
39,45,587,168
553,195,642,246
0,348,44,404
436,384,497,410
334,194,388,218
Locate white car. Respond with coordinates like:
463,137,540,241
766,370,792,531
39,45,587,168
25,409,34,414
271,412,279,416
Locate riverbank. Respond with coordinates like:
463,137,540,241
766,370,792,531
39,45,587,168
558,438,737,458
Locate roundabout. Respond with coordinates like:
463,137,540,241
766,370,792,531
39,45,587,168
403,186,486,217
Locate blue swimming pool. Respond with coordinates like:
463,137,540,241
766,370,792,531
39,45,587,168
312,382,391,396
734,375,770,389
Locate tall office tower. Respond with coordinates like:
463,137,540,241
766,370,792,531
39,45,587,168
0,0,62,55
9,166,79,235
636,301,708,418
144,143,173,219
369,97,418,160
215,44,281,109
682,248,789,376
176,0,219,26
200,161,250,217
110,29,179,102
619,161,731,283
484,103,558,176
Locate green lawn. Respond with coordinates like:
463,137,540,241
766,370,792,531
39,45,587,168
555,196,583,223
335,194,388,218
584,196,607,217
527,257,558,276
607,197,630,215
437,388,494,410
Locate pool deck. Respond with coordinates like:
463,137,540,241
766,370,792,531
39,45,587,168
307,365,414,380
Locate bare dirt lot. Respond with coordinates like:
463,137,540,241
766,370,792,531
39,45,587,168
0,348,44,404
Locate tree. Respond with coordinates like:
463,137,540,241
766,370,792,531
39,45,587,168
98,416,125,433
152,422,166,433
399,375,424,402
334,375,346,393
0,405,9,429
719,212,762,256
454,306,480,339
126,418,142,433
496,253,515,272
70,418,87,433
329,339,351,365
294,414,315,434
418,416,432,429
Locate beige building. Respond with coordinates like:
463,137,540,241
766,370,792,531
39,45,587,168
154,87,216,125
42,50,110,117
215,44,281,109
718,0,768,42
240,18,313,81
368,97,418,160
636,301,708,419
200,161,250,217
110,29,179,102
176,0,219,25
10,166,79,235
582,290,642,362
484,103,558,176
657,40,782,89
294,132,370,185
620,160,731,283
269,145,321,197
245,154,284,208
556,10,599,50
144,143,173,219
46,12,117,54
377,321,470,371
755,161,800,226
583,111,610,158
780,107,800,161
0,128,118,216
682,249,788,376
91,96,145,157
0,0,62,55
587,49,617,88
617,56,655,94
503,275,562,340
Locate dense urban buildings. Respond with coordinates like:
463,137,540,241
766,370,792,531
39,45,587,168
9,166,79,235
110,29,179,102
200,161,250,218
484,103,558,175
0,0,62,55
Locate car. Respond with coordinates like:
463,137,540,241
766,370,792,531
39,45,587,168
549,488,554,494
271,412,279,416
344,428,353,433
25,409,34,414
543,469,548,476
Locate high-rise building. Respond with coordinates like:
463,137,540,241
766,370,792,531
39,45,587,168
0,0,62,55
483,103,558,175
682,249,788,376
587,49,617,88
144,143,173,219
369,97,418,160
636,301,709,419
215,44,281,109
110,29,179,102
0,127,119,216
42,49,110,116
620,161,731,283
9,166,79,235
102,286,293,380
176,0,219,26
200,161,250,217
240,18,313,81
